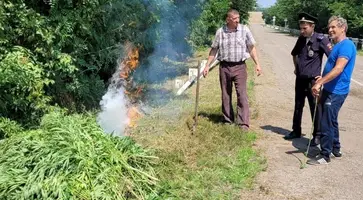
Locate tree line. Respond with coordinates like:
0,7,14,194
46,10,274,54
262,0,363,38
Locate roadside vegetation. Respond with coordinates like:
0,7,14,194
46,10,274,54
131,51,265,199
0,0,263,199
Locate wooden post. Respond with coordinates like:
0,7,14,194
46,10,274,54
192,61,201,134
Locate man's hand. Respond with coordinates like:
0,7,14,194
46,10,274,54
312,82,322,97
312,76,323,97
255,64,262,76
315,75,322,82
203,65,210,77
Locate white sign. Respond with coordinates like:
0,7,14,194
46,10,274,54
175,79,185,89
189,68,198,81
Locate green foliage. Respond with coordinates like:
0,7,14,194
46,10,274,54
1,0,223,124
0,112,158,199
231,0,257,24
189,0,229,48
0,117,23,138
263,0,363,37
328,0,363,37
0,0,159,124
0,47,53,123
189,0,257,48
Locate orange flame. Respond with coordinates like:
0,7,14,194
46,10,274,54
120,46,139,80
127,106,142,128
119,43,143,128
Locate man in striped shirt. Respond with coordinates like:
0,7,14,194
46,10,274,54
203,9,262,131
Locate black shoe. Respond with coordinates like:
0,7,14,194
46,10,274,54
331,150,342,158
284,131,301,140
309,136,320,147
307,154,331,165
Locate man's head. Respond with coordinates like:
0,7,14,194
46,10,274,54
298,13,317,37
299,22,315,37
328,16,348,42
226,9,240,29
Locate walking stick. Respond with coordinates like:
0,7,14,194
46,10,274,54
301,94,319,169
192,61,201,134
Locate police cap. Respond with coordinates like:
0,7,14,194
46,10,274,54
298,12,318,24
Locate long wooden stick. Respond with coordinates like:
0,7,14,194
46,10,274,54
192,61,201,134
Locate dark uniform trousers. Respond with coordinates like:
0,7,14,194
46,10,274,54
292,77,321,136
219,61,249,127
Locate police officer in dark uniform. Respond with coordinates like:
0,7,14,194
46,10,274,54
284,13,332,146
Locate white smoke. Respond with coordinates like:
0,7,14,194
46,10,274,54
97,65,129,137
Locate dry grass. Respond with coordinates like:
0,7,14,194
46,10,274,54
130,49,265,199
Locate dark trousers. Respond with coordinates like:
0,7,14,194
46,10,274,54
320,90,347,158
292,77,322,136
219,61,249,127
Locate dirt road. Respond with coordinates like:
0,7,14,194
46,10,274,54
247,12,363,200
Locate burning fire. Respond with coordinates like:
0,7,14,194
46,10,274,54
126,106,142,128
119,42,143,128
120,47,139,79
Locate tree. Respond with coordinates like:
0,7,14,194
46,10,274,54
231,0,257,24
262,0,363,37
328,1,363,37
189,0,257,48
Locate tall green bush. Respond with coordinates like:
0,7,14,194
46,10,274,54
189,0,257,49
0,47,53,123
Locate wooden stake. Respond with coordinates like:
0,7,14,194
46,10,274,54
192,61,201,134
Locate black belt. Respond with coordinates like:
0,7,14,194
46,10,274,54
220,60,246,66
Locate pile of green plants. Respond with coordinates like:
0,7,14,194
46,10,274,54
0,112,158,199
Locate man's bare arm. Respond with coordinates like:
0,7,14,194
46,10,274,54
248,45,262,76
249,45,259,65
203,48,218,77
312,57,348,96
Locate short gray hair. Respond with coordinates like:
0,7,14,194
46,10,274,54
328,16,348,32
227,9,239,17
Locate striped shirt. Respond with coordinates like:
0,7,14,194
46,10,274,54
211,24,256,62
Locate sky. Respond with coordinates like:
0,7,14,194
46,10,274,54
257,0,276,8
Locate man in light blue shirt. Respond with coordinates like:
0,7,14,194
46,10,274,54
308,16,356,165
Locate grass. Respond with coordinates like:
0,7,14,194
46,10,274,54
0,112,158,200
358,50,363,56
131,49,265,199
0,49,265,199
